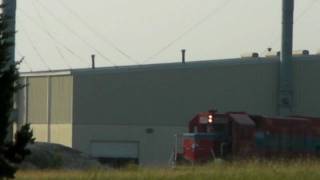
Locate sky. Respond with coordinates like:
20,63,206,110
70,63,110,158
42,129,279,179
15,0,320,72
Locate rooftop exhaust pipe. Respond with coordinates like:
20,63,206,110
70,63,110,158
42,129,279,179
91,54,95,69
181,49,186,64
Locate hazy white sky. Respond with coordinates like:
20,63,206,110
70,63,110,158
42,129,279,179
16,0,320,72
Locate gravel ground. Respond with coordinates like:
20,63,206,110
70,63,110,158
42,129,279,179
19,142,104,170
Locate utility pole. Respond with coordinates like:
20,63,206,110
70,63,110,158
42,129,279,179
2,0,17,65
279,0,294,116
2,0,18,140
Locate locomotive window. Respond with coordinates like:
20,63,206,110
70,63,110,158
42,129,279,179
211,123,226,132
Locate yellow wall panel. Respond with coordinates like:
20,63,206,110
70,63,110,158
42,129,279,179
27,77,48,124
50,76,73,123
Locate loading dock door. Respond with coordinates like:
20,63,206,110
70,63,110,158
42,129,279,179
90,141,139,159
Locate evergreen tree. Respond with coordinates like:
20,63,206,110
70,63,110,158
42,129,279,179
0,5,35,179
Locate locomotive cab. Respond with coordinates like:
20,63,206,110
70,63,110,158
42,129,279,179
207,115,232,157
183,112,232,162
182,111,255,162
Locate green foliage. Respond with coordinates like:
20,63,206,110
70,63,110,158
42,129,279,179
0,5,35,179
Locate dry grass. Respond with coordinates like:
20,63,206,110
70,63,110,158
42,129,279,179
16,159,320,180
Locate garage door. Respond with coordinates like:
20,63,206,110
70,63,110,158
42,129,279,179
90,141,139,158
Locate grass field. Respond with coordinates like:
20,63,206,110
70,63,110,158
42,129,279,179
16,160,320,180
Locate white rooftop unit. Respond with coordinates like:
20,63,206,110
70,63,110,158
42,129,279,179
241,52,259,58
293,50,309,56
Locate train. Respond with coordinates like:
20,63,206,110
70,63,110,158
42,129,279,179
179,110,320,162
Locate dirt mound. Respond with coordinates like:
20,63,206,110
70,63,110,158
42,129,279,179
19,142,104,170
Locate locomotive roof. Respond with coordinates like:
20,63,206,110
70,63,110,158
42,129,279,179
262,116,309,121
229,113,255,126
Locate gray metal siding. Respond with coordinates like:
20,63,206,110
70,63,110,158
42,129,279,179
73,60,279,126
293,59,320,116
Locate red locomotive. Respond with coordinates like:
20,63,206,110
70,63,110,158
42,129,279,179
180,110,320,162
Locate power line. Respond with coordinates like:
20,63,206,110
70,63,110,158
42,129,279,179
17,8,91,67
32,1,72,70
21,57,33,72
35,0,118,67
19,23,52,71
56,0,140,65
264,0,320,52
143,0,234,63
15,50,33,72
295,0,320,22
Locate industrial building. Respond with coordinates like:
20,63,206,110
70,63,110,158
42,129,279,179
15,53,320,165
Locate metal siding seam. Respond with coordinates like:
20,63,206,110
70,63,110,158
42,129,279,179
17,77,28,128
47,77,52,143
25,77,29,124
69,76,73,124
70,75,74,147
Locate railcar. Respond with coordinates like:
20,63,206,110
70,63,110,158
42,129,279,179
180,110,320,162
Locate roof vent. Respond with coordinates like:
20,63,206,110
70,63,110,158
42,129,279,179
181,49,186,64
91,54,96,69
241,52,259,58
293,50,309,56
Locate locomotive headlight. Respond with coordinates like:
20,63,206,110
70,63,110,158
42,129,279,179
208,115,213,123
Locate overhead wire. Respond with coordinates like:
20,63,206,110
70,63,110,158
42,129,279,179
263,0,320,53
19,23,52,71
16,49,33,72
21,57,33,72
32,1,72,70
22,56,33,72
35,0,118,67
17,8,91,67
143,0,234,63
56,0,140,65
295,0,320,22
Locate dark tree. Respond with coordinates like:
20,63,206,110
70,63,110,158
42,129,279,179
0,5,35,179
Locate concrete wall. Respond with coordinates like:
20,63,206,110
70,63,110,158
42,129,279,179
25,75,73,147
